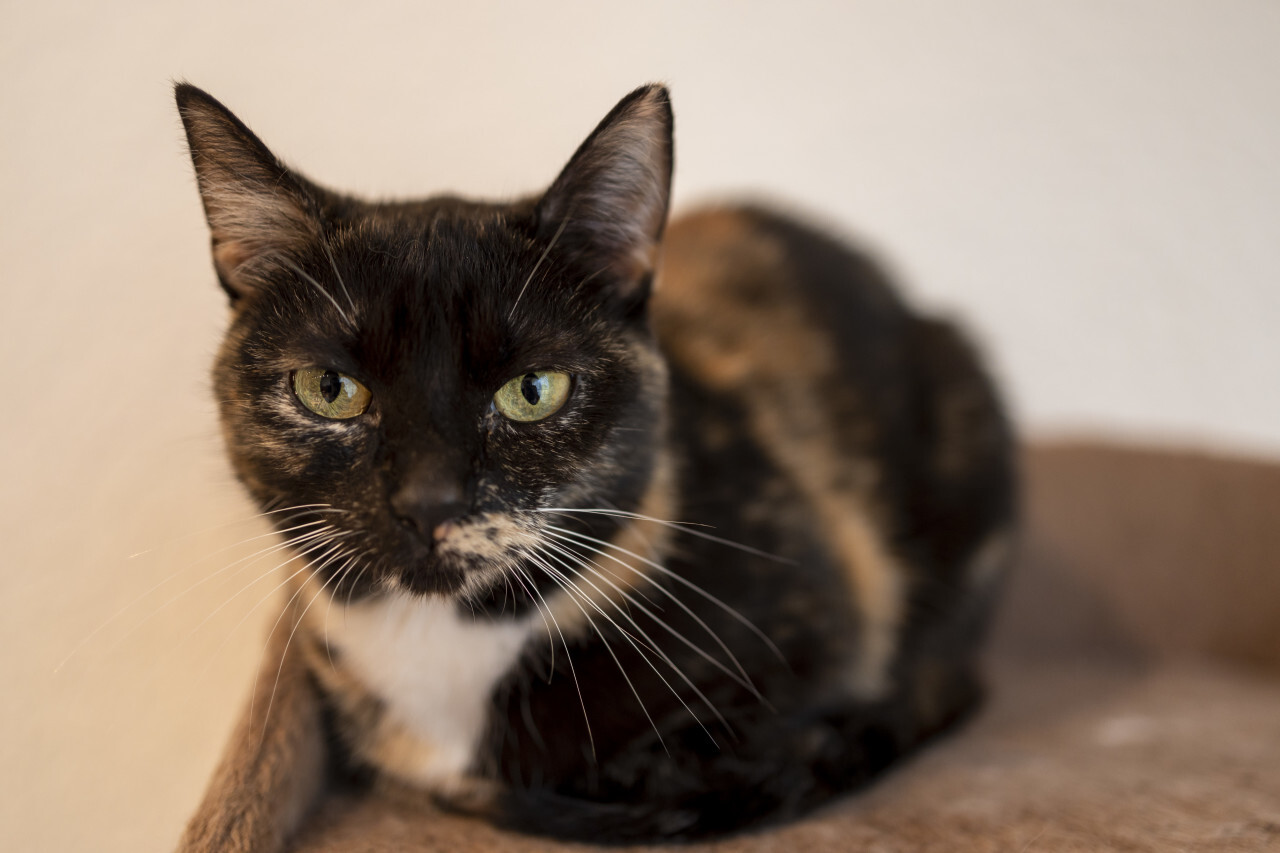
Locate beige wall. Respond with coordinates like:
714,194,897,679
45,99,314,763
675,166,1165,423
3,2,1278,850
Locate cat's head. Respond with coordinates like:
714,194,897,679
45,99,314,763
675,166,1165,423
177,84,674,603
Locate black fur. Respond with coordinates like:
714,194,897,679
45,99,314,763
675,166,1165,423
477,209,1013,841
178,82,1015,844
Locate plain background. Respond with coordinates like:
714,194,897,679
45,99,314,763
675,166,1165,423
3,2,1278,850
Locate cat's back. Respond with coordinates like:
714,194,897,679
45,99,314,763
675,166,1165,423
654,205,910,402
654,203,1012,523
653,204,933,508
653,205,1016,693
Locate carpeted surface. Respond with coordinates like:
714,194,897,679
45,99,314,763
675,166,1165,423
287,443,1280,851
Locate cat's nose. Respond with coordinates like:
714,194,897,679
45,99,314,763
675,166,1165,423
390,466,471,542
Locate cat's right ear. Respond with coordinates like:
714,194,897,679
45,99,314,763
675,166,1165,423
536,85,673,309
175,83,319,301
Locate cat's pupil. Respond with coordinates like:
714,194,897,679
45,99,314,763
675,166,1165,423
520,374,542,406
320,371,342,403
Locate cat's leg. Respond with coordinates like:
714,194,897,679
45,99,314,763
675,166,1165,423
175,628,328,853
489,663,982,843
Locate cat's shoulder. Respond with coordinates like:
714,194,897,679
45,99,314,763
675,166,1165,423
653,204,908,394
658,205,902,306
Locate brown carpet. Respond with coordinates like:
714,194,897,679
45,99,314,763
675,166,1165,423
288,444,1280,852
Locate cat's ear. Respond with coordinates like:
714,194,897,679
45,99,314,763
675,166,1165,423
175,83,320,300
537,85,673,304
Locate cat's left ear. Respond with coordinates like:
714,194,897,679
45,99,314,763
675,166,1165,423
537,85,673,306
175,83,321,301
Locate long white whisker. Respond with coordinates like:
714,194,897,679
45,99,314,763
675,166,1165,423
344,556,375,613
534,543,730,736
98,523,336,661
249,538,351,729
319,231,357,315
540,536,762,706
261,549,349,741
276,256,354,327
56,514,337,673
535,552,664,663
506,564,556,675
545,523,785,664
543,526,768,686
507,561,597,758
172,530,336,656
508,212,570,321
533,549,725,749
195,532,354,682
133,529,350,700
524,552,669,756
319,549,361,668
124,503,347,561
536,507,794,564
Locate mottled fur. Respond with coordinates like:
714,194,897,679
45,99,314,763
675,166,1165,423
174,83,1015,851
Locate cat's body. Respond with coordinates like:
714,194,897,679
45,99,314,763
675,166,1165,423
174,84,1015,851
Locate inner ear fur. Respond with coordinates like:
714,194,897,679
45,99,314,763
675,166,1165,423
537,84,674,296
175,83,320,299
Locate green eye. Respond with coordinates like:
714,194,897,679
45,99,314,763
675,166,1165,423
292,368,371,419
493,371,572,422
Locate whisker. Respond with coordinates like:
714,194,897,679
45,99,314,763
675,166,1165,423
276,256,354,327
344,555,375,613
532,549,728,750
534,550,663,662
537,507,795,564
129,530,349,704
98,523,336,662
124,503,345,561
545,523,786,665
540,536,763,707
507,561,598,758
319,550,361,668
523,552,670,756
542,526,770,687
534,542,731,736
193,532,354,682
261,548,350,743
249,539,351,730
56,512,336,673
505,564,556,676
319,230,358,315
508,212,570,321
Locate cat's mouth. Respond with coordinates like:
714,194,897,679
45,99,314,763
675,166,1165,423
295,506,647,608
331,510,552,601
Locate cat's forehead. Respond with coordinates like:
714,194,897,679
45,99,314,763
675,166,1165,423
337,201,531,284
283,201,603,383
321,204,528,322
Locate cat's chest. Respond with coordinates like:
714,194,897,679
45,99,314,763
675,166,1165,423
325,595,537,787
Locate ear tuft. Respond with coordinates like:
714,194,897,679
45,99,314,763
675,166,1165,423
538,85,674,294
175,83,319,298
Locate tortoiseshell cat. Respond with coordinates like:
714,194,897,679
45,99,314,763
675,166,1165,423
174,83,1015,851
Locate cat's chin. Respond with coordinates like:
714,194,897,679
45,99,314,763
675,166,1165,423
379,548,512,601
312,517,539,605
388,563,471,598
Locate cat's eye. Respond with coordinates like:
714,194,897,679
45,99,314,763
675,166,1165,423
292,368,371,420
493,371,572,423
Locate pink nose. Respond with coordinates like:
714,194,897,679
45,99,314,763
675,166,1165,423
389,474,468,542
432,518,460,542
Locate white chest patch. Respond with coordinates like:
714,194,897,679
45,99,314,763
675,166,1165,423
326,595,538,788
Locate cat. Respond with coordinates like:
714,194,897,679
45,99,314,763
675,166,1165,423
173,82,1015,851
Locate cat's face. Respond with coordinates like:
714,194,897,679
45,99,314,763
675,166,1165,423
178,85,673,602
